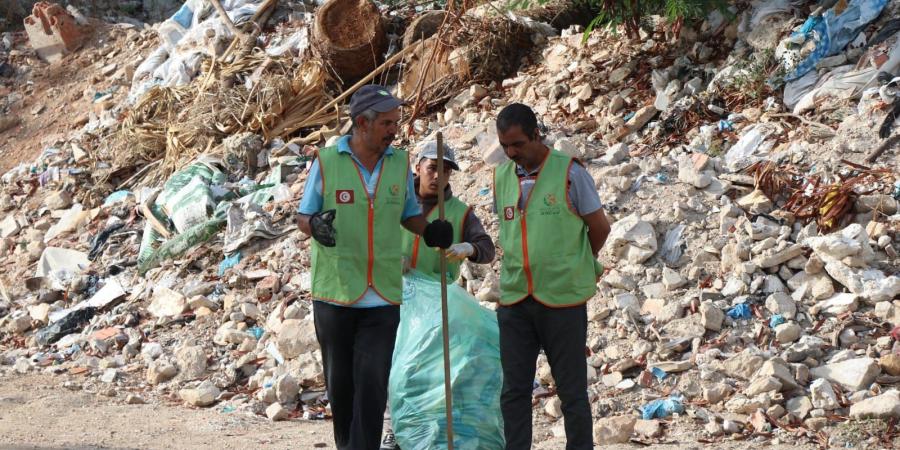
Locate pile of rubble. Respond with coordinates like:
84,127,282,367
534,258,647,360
1,0,900,447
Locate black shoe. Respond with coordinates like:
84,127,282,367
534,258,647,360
380,430,397,450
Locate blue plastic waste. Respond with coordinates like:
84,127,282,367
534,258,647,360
640,395,685,419
651,367,668,380
248,326,264,340
389,272,504,450
103,190,132,207
218,251,242,275
769,314,786,328
727,303,751,320
785,0,889,81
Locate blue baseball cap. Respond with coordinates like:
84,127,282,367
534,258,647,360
349,85,406,119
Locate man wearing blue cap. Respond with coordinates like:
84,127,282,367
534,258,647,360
296,85,454,450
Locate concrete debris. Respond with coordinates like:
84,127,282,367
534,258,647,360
849,390,900,420
179,380,220,407
593,415,635,446
810,358,881,391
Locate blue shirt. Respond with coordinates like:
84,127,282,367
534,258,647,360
299,135,422,308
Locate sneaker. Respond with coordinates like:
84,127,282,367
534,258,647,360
380,430,397,450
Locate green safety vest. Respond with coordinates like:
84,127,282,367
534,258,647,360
310,145,409,305
401,196,470,281
494,150,600,307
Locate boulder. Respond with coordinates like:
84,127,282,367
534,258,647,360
276,319,318,360
593,415,636,445
849,390,900,420
606,214,657,264
179,380,220,407
810,357,880,391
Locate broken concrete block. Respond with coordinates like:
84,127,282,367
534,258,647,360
148,287,187,318
809,357,880,391
276,319,317,359
23,2,83,63
606,214,657,264
593,415,636,445
179,380,220,407
809,378,839,410
849,390,900,420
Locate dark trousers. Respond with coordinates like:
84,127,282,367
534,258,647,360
313,301,400,450
498,297,592,450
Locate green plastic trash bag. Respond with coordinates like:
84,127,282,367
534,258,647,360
389,271,505,450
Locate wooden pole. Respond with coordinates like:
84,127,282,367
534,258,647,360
436,132,455,450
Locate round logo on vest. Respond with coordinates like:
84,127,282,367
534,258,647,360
336,190,354,204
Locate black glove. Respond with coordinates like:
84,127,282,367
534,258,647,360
310,209,336,247
423,219,453,249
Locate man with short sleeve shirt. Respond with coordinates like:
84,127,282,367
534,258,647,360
492,103,612,450
296,85,454,450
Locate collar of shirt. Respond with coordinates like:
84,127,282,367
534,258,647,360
336,135,395,157
515,163,540,178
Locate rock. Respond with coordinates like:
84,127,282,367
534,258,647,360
879,354,900,376
754,244,805,269
849,390,900,420
650,360,692,373
44,190,73,210
787,396,812,421
809,378,839,410
756,358,799,390
545,397,563,418
736,189,773,214
266,402,289,421
634,419,662,438
100,368,117,383
774,322,802,343
256,275,281,299
614,292,641,313
745,376,782,396
704,384,731,404
812,293,859,316
146,359,178,385
5,313,31,334
187,295,219,312
214,326,250,346
662,267,686,290
593,415,636,445
624,105,657,133
148,287,187,318
705,421,723,436
699,302,724,331
179,380,220,407
765,292,796,319
0,215,19,238
275,374,300,404
723,420,741,434
606,214,658,264
725,395,765,414
175,345,207,380
276,319,317,360
787,270,835,301
722,351,765,380
603,143,628,165
661,315,706,339
13,358,30,374
805,417,828,431
721,277,747,297
125,394,145,404
27,303,51,324
810,357,880,391
602,371,623,388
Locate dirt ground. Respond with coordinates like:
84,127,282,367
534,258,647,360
0,372,334,450
0,372,829,450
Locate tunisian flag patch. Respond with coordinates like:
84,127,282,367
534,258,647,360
336,190,354,204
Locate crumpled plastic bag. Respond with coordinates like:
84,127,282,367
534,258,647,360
389,272,504,450
640,395,685,419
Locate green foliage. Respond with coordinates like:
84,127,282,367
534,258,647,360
583,0,731,41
